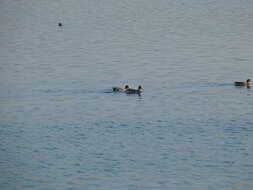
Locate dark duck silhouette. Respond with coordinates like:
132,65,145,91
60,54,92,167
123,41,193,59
125,85,143,94
112,85,130,92
234,79,251,88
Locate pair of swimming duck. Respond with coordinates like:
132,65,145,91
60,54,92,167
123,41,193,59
234,79,251,88
112,79,250,93
112,85,143,94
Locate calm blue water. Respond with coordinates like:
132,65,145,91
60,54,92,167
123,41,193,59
1,0,253,189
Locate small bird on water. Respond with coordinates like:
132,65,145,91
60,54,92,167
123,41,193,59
125,85,143,94
234,79,251,88
58,22,62,27
112,85,130,92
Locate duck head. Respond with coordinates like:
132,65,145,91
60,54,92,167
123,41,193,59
138,85,143,90
247,79,251,88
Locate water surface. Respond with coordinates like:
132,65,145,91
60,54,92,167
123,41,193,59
1,0,253,189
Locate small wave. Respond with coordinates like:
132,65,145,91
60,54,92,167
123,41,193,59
43,89,64,93
43,88,113,95
80,89,104,94
204,82,233,87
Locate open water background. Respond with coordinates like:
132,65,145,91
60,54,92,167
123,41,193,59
0,0,253,189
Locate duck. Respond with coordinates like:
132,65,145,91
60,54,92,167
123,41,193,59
125,85,143,94
112,85,130,92
234,79,251,87
58,22,62,27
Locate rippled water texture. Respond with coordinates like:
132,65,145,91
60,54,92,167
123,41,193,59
1,0,253,189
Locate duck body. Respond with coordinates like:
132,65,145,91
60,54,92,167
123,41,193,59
112,85,130,92
112,87,124,92
234,82,247,86
234,79,251,87
125,89,142,94
125,85,143,94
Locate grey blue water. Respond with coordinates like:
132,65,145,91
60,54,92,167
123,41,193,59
0,0,253,189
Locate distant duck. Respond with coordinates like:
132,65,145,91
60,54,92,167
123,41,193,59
125,85,143,94
234,79,251,87
112,85,130,92
58,22,62,27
